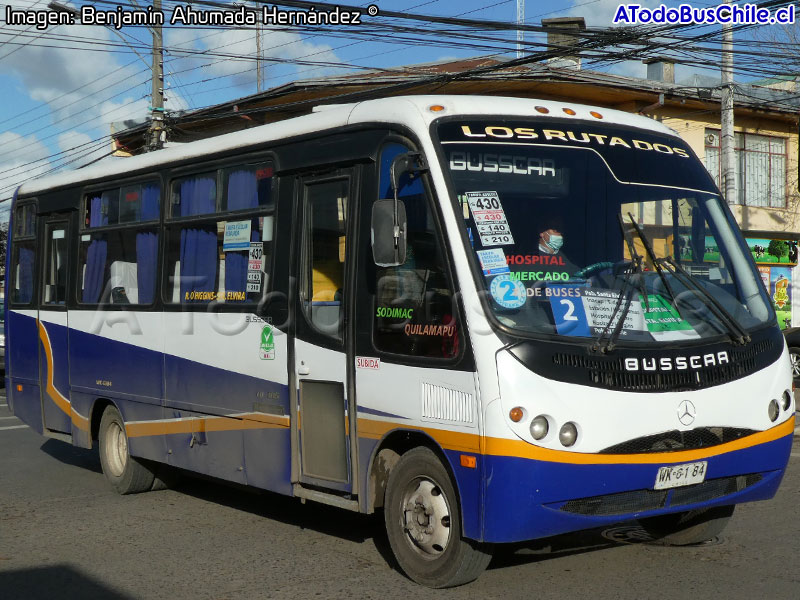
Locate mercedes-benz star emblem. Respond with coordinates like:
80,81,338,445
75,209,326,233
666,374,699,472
677,400,696,426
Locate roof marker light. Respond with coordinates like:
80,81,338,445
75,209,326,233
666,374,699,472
535,106,549,114
590,111,604,119
562,108,576,115
428,104,445,112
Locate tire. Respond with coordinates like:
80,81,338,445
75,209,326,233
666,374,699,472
384,447,492,588
788,347,800,383
98,405,156,494
638,505,735,546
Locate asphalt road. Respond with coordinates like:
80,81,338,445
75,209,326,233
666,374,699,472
1,390,799,600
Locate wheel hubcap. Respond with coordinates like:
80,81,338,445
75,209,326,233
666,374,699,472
791,353,800,379
401,478,451,557
104,421,128,477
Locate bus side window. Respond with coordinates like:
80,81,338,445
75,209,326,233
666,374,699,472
10,203,37,305
372,143,459,359
300,178,348,340
165,166,275,305
78,183,160,305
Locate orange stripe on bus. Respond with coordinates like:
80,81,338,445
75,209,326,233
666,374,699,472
357,415,793,465
38,320,88,432
126,413,290,438
481,415,795,465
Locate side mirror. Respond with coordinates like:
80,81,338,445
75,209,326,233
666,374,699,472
371,199,407,267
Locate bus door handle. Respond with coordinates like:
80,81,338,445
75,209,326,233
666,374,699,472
298,362,310,376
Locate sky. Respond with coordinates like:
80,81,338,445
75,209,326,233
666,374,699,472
0,0,783,218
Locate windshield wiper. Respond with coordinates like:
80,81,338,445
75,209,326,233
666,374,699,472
593,216,646,353
626,213,682,318
659,257,751,346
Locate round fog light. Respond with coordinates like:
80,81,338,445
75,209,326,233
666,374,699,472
782,390,792,411
768,399,780,422
559,422,578,447
530,415,549,440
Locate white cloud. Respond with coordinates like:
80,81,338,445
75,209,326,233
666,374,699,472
164,21,342,95
57,130,93,154
0,132,52,200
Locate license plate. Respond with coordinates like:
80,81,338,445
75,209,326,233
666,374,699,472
654,461,707,490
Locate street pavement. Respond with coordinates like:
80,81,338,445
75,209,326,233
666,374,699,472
1,389,799,600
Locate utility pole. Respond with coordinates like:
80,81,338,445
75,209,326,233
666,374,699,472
516,0,524,58
149,0,165,151
721,0,736,205
256,2,265,92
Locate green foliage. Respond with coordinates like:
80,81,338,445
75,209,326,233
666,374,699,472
767,239,789,261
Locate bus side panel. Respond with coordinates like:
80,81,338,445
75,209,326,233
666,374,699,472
69,391,93,449
163,408,247,485
242,427,292,495
38,316,72,434
67,313,164,403
480,432,792,544
7,310,43,433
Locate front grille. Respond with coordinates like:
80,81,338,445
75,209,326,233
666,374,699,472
551,338,774,392
560,489,667,516
671,474,762,506
558,473,763,516
600,427,757,454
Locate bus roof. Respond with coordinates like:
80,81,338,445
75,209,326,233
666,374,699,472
18,95,679,197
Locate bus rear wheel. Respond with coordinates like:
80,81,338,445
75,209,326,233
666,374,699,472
98,405,156,494
384,447,492,588
638,505,735,545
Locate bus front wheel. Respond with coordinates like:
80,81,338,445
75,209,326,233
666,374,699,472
383,447,492,588
98,405,156,494
638,505,735,545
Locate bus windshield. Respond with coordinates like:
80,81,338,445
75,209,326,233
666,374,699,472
437,118,774,344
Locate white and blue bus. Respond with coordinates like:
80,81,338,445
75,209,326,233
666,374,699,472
4,96,794,587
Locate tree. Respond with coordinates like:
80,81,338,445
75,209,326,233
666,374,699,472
767,239,789,262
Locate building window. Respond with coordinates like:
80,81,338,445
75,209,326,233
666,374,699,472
705,129,786,207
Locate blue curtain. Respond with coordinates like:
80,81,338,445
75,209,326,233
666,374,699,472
83,194,108,303
17,246,34,303
180,177,217,302
224,171,259,301
136,184,160,304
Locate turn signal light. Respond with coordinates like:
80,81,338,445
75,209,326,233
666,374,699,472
460,454,477,468
509,407,524,422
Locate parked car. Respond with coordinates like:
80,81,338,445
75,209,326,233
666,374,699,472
783,327,800,384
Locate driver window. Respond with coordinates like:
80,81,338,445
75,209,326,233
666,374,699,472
372,143,459,358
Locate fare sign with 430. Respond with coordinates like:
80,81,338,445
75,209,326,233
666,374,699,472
466,191,515,246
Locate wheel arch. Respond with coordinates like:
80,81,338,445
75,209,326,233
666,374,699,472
365,428,464,516
89,397,117,446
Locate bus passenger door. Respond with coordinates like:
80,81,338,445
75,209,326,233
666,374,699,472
38,214,74,434
290,172,357,498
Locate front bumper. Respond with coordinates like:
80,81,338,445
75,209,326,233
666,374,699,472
480,417,793,543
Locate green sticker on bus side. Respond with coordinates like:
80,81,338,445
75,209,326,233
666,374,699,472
260,325,275,360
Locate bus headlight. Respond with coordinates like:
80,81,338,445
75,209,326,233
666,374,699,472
559,422,578,447
781,390,792,411
530,415,549,440
768,399,780,422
